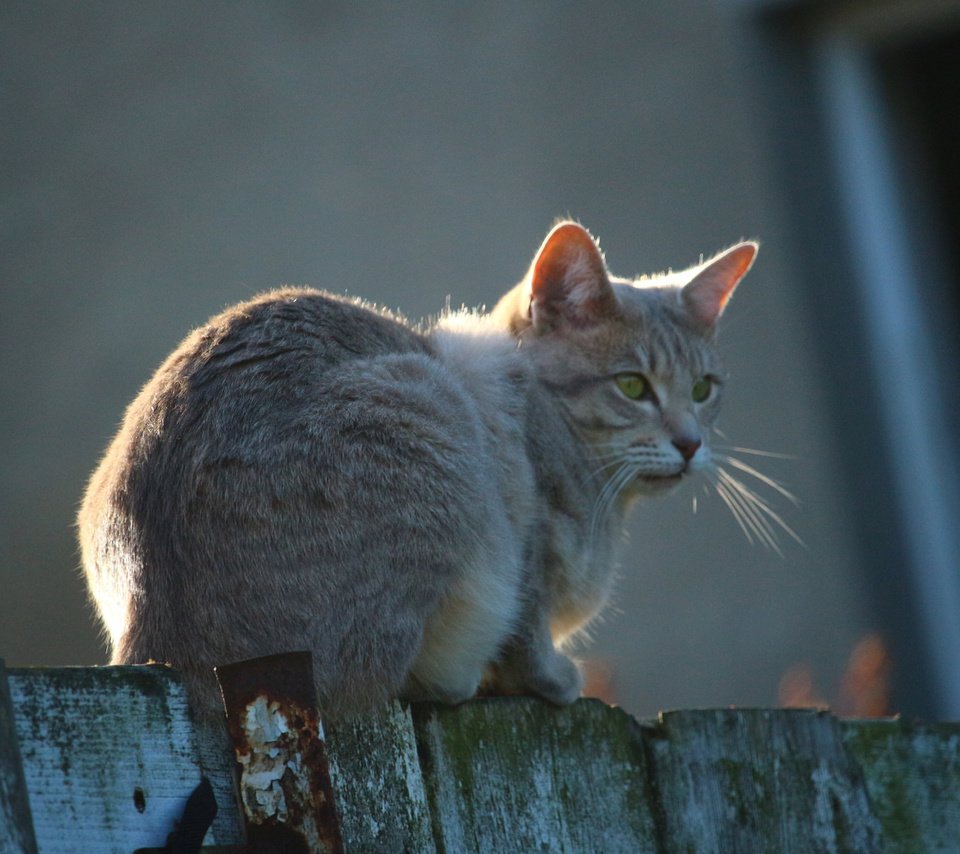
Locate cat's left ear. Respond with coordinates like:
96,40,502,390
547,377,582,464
681,241,758,331
527,222,619,332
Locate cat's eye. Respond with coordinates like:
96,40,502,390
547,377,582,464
615,373,649,401
692,377,713,403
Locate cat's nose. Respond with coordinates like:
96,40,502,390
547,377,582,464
672,436,702,462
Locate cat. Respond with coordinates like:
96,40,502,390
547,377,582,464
78,221,758,720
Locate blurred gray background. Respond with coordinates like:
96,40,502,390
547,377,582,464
3,1,959,720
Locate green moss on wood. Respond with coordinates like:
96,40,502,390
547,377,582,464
412,697,658,853
841,718,960,853
7,663,960,852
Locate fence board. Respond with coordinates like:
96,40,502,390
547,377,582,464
643,708,883,853
842,718,960,852
412,697,658,854
3,660,960,852
6,666,244,853
325,700,435,853
0,661,38,854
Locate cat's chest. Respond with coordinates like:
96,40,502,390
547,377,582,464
540,506,617,641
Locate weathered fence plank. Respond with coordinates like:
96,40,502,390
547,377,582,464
6,665,244,853
0,661,38,854
412,697,658,854
325,701,435,853
4,659,960,852
842,718,960,853
643,708,883,853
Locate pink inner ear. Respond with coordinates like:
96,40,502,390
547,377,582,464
683,242,757,329
533,224,606,295
529,223,614,326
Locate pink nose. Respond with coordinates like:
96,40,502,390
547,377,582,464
672,437,701,462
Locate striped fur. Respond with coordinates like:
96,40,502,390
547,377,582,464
79,222,767,720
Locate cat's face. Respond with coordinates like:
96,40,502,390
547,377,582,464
493,222,756,505
563,281,727,497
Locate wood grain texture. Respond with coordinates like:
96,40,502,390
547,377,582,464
4,662,960,852
644,708,883,853
0,661,38,854
324,700,435,853
842,718,960,852
6,665,244,853
412,697,658,854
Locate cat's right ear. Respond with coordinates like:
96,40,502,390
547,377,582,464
681,241,758,331
525,222,619,333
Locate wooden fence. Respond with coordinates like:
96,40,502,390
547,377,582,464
1,654,959,852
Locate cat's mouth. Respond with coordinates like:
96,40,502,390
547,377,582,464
637,472,685,492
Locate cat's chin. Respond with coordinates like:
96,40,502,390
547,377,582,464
635,474,685,495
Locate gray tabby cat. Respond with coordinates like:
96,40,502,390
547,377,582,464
79,222,757,719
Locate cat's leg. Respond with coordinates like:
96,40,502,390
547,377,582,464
402,561,525,706
401,665,484,706
296,352,503,714
484,609,583,706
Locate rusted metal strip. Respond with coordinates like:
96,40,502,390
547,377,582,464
215,652,343,854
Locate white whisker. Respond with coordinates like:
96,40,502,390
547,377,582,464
714,443,796,461
711,473,756,545
717,469,783,554
588,439,803,555
716,465,804,550
588,456,628,482
717,469,774,549
715,454,800,507
589,460,636,546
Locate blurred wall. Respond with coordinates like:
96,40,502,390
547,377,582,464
1,2,881,719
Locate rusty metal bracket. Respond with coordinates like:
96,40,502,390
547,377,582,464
215,652,343,854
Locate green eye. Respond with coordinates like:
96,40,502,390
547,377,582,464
692,377,712,403
615,373,649,400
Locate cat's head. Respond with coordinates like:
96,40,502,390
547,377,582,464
493,221,757,503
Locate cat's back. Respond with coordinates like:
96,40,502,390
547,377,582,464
169,286,426,386
79,285,537,713
79,286,434,569
118,287,426,449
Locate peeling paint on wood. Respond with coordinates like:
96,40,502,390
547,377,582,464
216,651,343,853
3,659,960,853
412,697,658,853
237,695,301,822
6,665,244,853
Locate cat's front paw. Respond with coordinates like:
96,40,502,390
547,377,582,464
528,653,583,706
486,650,583,705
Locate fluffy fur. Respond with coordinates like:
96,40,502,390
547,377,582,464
79,222,757,719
